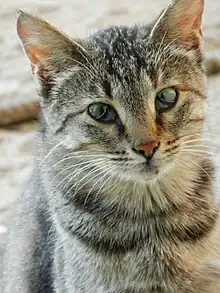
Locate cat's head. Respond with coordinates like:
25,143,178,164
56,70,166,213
17,0,206,184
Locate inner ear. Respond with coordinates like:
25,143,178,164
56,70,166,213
17,10,88,89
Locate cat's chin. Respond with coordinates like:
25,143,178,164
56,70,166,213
120,162,160,183
137,162,159,181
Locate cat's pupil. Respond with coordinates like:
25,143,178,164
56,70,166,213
95,105,107,119
88,103,117,123
155,88,178,113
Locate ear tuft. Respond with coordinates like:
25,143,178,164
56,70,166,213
150,0,204,50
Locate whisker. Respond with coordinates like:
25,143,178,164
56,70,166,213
62,150,107,154
72,164,109,198
172,156,195,176
96,167,118,198
51,158,105,182
177,133,211,141
175,156,212,182
180,144,218,151
53,161,105,193
96,166,125,205
180,152,210,160
38,141,65,167
85,165,117,204
182,146,215,151
181,137,213,143
181,149,215,156
65,162,107,197
181,140,218,148
52,155,107,168
68,161,106,184
167,160,209,204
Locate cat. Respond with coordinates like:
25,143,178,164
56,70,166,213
1,0,220,292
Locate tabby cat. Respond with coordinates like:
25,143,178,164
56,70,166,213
1,0,220,292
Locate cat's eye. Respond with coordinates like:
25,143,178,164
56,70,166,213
87,103,118,123
155,88,178,113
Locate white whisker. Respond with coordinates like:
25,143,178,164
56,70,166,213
181,139,218,148
85,165,117,204
52,158,105,182
181,149,215,156
96,167,118,197
72,165,108,198
52,154,109,167
176,156,212,182
65,162,107,197
38,141,65,167
52,155,106,168
53,161,104,193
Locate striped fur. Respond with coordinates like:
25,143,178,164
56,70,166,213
2,1,220,293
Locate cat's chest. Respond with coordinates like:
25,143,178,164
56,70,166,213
97,246,180,293
58,236,196,293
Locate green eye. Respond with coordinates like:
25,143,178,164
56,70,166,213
87,103,118,123
155,88,178,113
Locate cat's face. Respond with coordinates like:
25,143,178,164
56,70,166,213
17,0,206,184
46,35,205,183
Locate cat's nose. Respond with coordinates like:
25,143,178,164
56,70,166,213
133,141,160,159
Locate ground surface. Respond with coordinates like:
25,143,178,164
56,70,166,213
1,0,220,271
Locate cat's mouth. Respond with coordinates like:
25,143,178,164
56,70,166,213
139,159,159,174
122,158,160,183
120,142,161,181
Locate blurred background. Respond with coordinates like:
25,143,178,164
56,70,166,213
1,0,220,270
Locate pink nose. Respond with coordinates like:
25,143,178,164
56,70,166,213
135,141,159,157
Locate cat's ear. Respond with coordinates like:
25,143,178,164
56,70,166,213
17,10,87,85
150,0,204,50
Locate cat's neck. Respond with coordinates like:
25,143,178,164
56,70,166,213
51,156,218,254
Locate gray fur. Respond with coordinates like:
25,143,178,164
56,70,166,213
1,1,220,292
